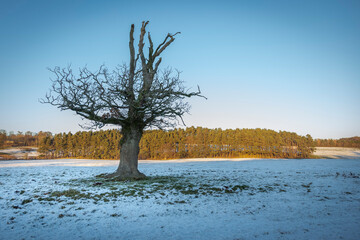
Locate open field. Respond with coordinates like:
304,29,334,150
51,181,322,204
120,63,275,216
313,147,360,159
1,158,359,239
0,147,39,160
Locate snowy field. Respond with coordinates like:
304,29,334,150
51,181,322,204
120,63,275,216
0,147,39,159
313,147,360,159
1,158,360,240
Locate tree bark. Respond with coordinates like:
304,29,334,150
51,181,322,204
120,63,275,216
107,126,146,179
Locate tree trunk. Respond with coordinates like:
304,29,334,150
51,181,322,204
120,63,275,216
108,126,146,180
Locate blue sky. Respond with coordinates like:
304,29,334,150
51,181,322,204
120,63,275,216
0,0,359,139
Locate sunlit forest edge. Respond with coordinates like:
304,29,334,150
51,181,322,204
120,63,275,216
1,128,359,160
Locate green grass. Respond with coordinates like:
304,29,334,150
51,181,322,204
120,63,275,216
32,174,290,204
34,175,256,203
21,199,33,205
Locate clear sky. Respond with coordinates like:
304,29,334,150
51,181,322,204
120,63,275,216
0,0,359,139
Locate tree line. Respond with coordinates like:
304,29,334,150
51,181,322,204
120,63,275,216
1,127,314,159
138,127,315,159
0,130,51,149
315,137,360,148
2,128,359,160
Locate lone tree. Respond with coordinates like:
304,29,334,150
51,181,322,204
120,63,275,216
42,21,204,179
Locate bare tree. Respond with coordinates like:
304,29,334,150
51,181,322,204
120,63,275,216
41,21,205,179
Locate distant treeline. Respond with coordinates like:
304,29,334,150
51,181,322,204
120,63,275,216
315,137,360,148
138,128,315,159
1,128,358,159
1,128,314,159
0,130,50,149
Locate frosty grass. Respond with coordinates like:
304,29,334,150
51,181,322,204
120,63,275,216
1,158,360,239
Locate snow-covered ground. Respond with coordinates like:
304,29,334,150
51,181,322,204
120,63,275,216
0,147,39,159
1,158,360,240
313,147,360,159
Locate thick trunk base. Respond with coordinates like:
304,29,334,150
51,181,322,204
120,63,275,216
98,126,145,181
103,170,146,181
108,126,145,181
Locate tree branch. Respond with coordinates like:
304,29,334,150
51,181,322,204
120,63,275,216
42,22,205,131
